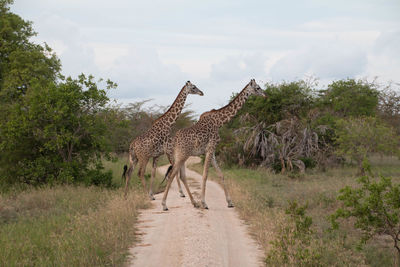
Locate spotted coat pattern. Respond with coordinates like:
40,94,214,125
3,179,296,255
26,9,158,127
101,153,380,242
161,79,266,210
124,81,203,198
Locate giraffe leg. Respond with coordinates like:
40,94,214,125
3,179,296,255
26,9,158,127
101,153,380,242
176,171,185,197
148,157,158,200
161,161,183,211
211,154,234,208
137,159,149,193
124,153,138,198
200,152,212,209
179,164,199,208
167,151,185,197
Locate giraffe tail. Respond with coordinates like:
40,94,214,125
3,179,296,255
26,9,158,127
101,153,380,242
160,165,173,185
122,165,128,180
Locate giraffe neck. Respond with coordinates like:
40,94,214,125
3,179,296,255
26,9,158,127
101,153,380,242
155,87,188,129
214,85,251,127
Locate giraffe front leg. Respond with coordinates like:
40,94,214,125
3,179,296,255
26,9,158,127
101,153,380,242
211,154,234,208
161,161,183,211
149,157,158,200
200,152,212,209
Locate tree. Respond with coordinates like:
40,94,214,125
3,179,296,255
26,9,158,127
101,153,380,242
331,164,400,266
217,80,316,166
0,74,117,186
234,79,315,126
335,117,399,174
318,79,379,118
378,84,400,135
0,0,60,100
0,1,122,188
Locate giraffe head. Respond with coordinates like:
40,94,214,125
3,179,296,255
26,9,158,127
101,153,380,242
184,81,204,96
247,79,266,97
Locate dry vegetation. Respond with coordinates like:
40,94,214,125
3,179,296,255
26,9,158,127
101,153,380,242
0,156,167,266
190,155,400,266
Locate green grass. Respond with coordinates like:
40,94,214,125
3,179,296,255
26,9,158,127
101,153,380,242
103,154,168,193
0,155,169,266
190,155,400,266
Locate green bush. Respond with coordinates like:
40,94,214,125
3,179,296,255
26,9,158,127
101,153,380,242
266,201,322,266
85,169,114,188
299,157,316,169
335,117,400,174
331,161,400,265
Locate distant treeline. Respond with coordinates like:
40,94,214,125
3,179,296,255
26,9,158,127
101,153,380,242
217,78,400,173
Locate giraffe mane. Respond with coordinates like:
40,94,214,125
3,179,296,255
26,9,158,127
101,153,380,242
153,84,186,124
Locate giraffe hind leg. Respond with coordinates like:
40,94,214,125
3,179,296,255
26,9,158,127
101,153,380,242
124,153,138,198
137,159,149,193
176,171,186,197
179,165,199,208
148,157,158,200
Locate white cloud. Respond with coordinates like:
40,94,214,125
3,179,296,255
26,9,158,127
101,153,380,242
94,44,187,99
269,43,368,81
10,0,400,115
366,31,400,81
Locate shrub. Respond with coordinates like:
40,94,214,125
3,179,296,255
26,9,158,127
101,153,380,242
335,117,400,174
331,161,400,265
266,201,322,266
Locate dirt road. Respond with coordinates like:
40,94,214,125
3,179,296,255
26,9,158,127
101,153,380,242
128,157,263,267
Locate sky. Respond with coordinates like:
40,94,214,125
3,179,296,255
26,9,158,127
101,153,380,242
11,0,400,116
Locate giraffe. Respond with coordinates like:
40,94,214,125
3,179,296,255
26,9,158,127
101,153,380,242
123,81,203,199
161,79,266,211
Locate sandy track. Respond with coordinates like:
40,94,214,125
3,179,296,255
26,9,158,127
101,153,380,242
128,157,263,267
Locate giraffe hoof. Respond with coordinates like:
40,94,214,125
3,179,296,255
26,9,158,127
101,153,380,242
201,202,208,209
193,202,200,208
163,206,168,211
180,193,186,198
228,203,235,208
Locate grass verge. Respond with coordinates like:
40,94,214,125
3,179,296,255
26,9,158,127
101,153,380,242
0,155,168,266
189,156,400,266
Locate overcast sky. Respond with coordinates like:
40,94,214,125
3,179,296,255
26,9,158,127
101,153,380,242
12,0,400,115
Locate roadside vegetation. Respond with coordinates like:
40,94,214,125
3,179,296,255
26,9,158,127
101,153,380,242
1,1,400,266
0,155,172,266
0,2,188,265
191,156,400,266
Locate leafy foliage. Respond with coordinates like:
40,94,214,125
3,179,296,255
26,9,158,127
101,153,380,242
318,79,379,118
331,163,400,262
0,0,60,101
378,84,400,135
0,75,118,186
218,80,318,167
335,117,400,174
0,1,121,188
266,201,322,266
